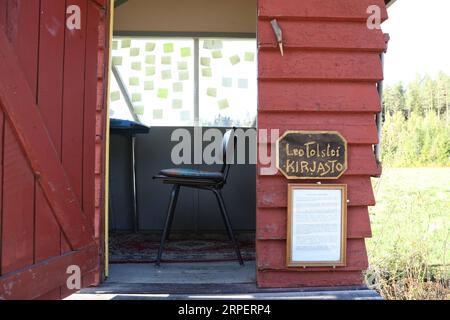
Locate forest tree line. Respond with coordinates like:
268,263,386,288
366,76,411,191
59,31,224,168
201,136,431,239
382,72,450,166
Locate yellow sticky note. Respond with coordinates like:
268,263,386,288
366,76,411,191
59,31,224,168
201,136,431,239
121,39,131,48
218,99,229,109
112,56,123,66
145,55,155,64
172,99,182,109
134,106,144,115
161,70,172,80
146,66,155,76
130,48,140,56
178,61,188,70
179,70,189,81
157,88,169,99
110,91,120,101
212,50,222,59
200,57,210,66
131,62,141,71
202,68,212,77
163,43,174,53
245,52,255,62
153,109,163,119
207,88,217,97
145,42,156,52
129,77,140,86
144,81,154,90
173,82,183,92
161,56,172,65
180,47,191,57
112,41,118,50
230,55,240,65
132,93,142,102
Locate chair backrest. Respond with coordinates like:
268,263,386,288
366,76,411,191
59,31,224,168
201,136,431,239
220,127,236,182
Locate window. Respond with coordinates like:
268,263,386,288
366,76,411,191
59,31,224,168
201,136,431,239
109,36,257,127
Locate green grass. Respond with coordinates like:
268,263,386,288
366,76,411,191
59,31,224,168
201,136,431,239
366,168,450,299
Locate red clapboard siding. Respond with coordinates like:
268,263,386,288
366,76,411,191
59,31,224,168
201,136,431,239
259,51,383,81
258,113,379,145
258,20,386,51
257,271,364,288
257,239,368,271
257,176,375,208
0,1,6,28
1,121,34,274
258,81,381,113
257,206,372,240
258,0,388,22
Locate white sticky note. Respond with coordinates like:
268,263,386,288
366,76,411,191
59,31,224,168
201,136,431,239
238,79,248,89
222,77,232,88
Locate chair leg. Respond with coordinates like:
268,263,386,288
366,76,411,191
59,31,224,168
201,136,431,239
156,185,180,266
213,189,244,265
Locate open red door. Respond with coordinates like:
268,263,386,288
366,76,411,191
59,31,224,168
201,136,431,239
0,0,110,300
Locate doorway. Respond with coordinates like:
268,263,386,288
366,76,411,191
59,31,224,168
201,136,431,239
105,0,258,287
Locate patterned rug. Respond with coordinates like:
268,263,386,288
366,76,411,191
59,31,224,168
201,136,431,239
109,232,255,263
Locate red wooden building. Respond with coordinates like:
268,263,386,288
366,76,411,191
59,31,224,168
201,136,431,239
0,0,392,299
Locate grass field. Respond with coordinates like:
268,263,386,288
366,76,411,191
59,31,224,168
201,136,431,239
366,168,450,299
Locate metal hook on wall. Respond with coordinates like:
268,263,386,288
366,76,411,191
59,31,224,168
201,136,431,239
270,19,284,56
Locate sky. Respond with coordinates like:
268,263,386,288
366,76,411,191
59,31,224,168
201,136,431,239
382,0,450,85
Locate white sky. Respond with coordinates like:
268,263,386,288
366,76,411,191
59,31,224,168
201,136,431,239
382,0,450,85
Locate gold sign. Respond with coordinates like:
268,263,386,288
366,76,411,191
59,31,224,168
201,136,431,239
276,131,347,179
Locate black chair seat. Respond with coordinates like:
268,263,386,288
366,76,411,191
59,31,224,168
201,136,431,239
159,168,224,182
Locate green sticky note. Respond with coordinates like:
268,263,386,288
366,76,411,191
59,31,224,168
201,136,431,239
172,99,182,109
161,70,172,80
129,77,140,86
110,91,120,101
130,48,140,56
218,99,229,110
112,56,123,66
131,62,141,71
200,57,210,67
121,39,131,48
207,88,217,97
230,55,240,65
146,66,155,76
153,109,163,119
157,88,169,99
163,43,174,53
179,70,189,81
161,56,172,65
202,68,212,77
145,55,155,64
112,41,118,50
173,82,183,92
134,106,144,115
245,52,255,62
144,81,154,90
145,42,156,52
180,47,191,57
178,61,188,70
222,77,232,88
132,93,142,102
212,50,222,59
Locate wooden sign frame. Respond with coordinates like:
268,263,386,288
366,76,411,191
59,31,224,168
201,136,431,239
287,184,347,267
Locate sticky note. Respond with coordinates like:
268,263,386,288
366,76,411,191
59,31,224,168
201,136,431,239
112,41,118,50
161,70,172,80
245,52,255,62
230,55,240,65
112,56,122,66
202,68,212,77
218,99,229,110
144,81,154,90
131,93,142,102
157,88,169,99
131,62,141,71
212,50,222,59
207,88,217,97
129,77,140,86
163,43,174,53
145,55,155,64
222,77,232,88
130,48,140,56
173,82,183,92
203,40,223,50
179,70,189,81
134,106,144,115
178,61,188,70
180,110,190,121
161,56,172,65
110,91,120,101
238,79,249,89
181,47,191,57
145,42,156,52
153,109,163,119
121,39,131,48
146,66,155,76
200,57,210,66
172,99,182,109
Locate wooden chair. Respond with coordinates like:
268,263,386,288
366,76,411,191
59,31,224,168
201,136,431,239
153,128,243,266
